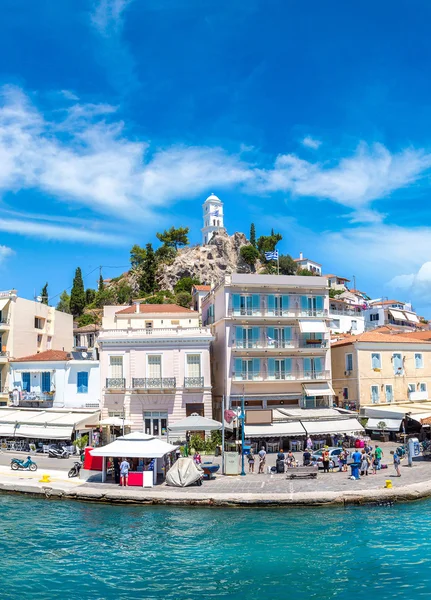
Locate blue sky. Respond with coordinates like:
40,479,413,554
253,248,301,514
1,0,431,312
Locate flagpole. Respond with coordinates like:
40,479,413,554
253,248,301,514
277,253,279,275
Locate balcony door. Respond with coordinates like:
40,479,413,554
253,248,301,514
186,354,201,378
148,355,162,380
144,411,167,437
110,356,123,379
303,357,323,379
234,358,260,380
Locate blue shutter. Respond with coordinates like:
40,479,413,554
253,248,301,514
268,358,275,379
232,294,240,314
284,327,292,344
252,327,260,346
303,358,311,377
77,372,89,394
267,326,275,340
301,296,308,312
282,295,290,311
314,357,323,376
22,372,30,392
284,358,292,376
41,372,50,393
234,358,243,380
267,295,275,315
252,358,260,378
235,326,243,348
252,294,260,313
316,296,324,312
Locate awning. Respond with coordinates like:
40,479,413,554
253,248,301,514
14,425,74,440
366,417,402,432
100,417,133,427
404,312,419,323
244,421,306,438
298,320,327,333
91,431,178,458
167,415,222,432
0,298,10,312
0,408,100,439
302,382,335,397
389,309,406,321
0,424,16,436
301,418,364,435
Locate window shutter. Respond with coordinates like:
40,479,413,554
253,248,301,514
252,358,260,376
301,296,308,311
235,326,243,347
267,326,275,341
268,358,275,378
303,357,311,376
282,295,290,310
41,372,50,393
284,327,292,341
316,296,324,311
22,372,30,392
284,358,292,374
314,357,323,374
234,358,243,379
232,294,240,313
267,295,275,313
252,327,260,344
252,295,260,311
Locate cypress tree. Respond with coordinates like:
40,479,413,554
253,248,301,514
98,273,104,291
250,223,256,247
140,243,157,294
70,267,86,317
40,282,49,305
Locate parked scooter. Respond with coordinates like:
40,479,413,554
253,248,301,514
48,446,70,459
68,461,82,478
11,456,37,471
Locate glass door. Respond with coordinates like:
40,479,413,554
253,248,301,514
274,328,285,348
274,359,286,380
240,296,252,315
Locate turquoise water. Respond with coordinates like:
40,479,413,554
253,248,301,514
1,495,431,599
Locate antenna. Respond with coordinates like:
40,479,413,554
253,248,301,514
353,275,356,290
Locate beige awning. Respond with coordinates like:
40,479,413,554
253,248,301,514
301,418,364,435
244,421,306,438
14,425,74,440
389,308,406,321
404,312,419,323
302,382,335,396
298,320,327,333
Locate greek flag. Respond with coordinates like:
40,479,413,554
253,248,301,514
210,209,219,217
264,250,279,260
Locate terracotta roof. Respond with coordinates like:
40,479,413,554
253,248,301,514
331,329,431,348
323,274,350,281
11,350,70,362
293,258,322,266
193,285,211,292
396,330,431,340
115,303,196,315
73,324,100,333
369,299,405,306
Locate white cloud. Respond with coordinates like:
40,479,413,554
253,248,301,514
91,0,133,35
389,262,431,304
0,245,14,265
301,136,321,150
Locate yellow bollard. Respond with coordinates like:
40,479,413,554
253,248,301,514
385,479,392,489
39,474,51,483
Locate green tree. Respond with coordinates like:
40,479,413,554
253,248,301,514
249,223,256,247
77,313,98,327
257,231,283,256
70,267,86,317
139,243,157,294
93,287,116,308
156,226,189,250
278,254,297,275
175,291,192,308
155,245,176,265
240,245,259,268
116,281,133,304
174,277,201,294
297,268,315,276
329,288,344,298
56,290,71,314
85,288,96,305
130,244,146,269
40,282,49,305
98,273,104,291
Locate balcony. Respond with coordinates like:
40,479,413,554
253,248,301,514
0,316,10,328
184,377,205,389
17,391,54,408
329,309,362,316
233,370,331,382
106,378,126,390
0,351,9,361
233,338,329,351
132,377,176,391
228,308,327,318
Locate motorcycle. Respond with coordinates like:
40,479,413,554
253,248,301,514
68,461,82,478
11,456,37,471
48,446,70,459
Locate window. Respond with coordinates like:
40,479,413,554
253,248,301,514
420,383,427,393
234,358,260,381
47,336,52,350
145,321,153,330
343,387,349,399
144,411,168,436
87,334,95,348
109,356,123,378
371,353,381,369
331,319,340,329
148,355,162,378
22,372,30,392
41,372,51,393
415,353,424,369
351,320,357,331
77,371,89,394
187,354,201,377
371,385,379,404
345,353,353,372
385,385,393,403
37,334,42,345
393,353,403,375
34,317,44,329
74,335,80,348
370,313,379,322
408,383,416,397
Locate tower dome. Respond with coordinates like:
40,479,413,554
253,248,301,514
201,192,226,245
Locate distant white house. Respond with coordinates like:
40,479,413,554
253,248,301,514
9,349,100,410
363,299,423,331
293,252,322,275
192,284,211,313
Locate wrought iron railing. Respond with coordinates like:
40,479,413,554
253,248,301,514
232,370,331,382
132,377,176,389
233,338,328,350
228,308,328,318
184,377,205,388
106,378,126,389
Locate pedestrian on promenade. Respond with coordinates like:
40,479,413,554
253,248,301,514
339,449,348,472
277,448,285,461
247,451,255,473
285,450,295,468
352,448,362,477
258,447,266,473
360,451,370,476
193,451,202,465
303,448,311,466
306,436,313,451
393,451,401,477
322,448,330,473
119,457,130,487
374,445,383,470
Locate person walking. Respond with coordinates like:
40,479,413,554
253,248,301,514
303,448,311,466
119,457,130,487
393,451,401,477
322,448,330,473
306,436,313,451
258,447,266,473
374,445,383,470
360,451,370,476
247,451,255,473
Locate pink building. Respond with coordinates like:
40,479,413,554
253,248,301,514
98,304,213,439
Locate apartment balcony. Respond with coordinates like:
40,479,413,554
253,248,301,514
329,309,362,317
232,338,329,351
99,327,212,340
228,308,328,319
105,378,126,390
132,377,176,392
17,391,54,408
0,316,10,329
232,370,331,382
184,377,205,389
0,351,9,362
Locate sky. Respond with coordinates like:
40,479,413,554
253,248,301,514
1,0,431,313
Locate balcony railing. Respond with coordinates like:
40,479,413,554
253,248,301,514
106,378,126,389
132,377,176,390
329,309,362,316
228,308,327,318
17,391,55,407
233,370,331,382
233,338,329,350
0,351,9,358
0,316,10,325
184,377,205,388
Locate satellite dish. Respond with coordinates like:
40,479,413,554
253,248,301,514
36,296,42,303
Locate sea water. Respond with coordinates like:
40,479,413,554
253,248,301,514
1,494,431,600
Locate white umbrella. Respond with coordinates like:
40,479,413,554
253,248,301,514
91,431,178,458
167,414,222,432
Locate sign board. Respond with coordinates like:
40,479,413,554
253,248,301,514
245,409,272,425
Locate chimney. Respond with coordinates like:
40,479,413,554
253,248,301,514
135,302,140,314
299,252,303,260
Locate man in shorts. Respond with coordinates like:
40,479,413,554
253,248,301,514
258,447,266,473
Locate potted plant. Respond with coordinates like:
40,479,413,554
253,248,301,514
73,434,89,460
377,421,389,442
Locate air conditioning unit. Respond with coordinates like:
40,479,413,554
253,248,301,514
344,370,352,376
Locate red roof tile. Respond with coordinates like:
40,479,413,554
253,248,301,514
331,329,431,348
115,303,196,315
193,285,211,291
11,350,70,362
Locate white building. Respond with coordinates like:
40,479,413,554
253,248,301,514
98,304,213,440
9,349,100,410
364,299,422,331
293,252,322,275
201,193,225,245
329,298,365,335
192,284,211,313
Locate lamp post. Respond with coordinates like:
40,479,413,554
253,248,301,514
240,391,246,476
221,395,225,475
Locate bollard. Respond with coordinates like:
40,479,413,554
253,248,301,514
385,479,392,489
39,474,51,483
